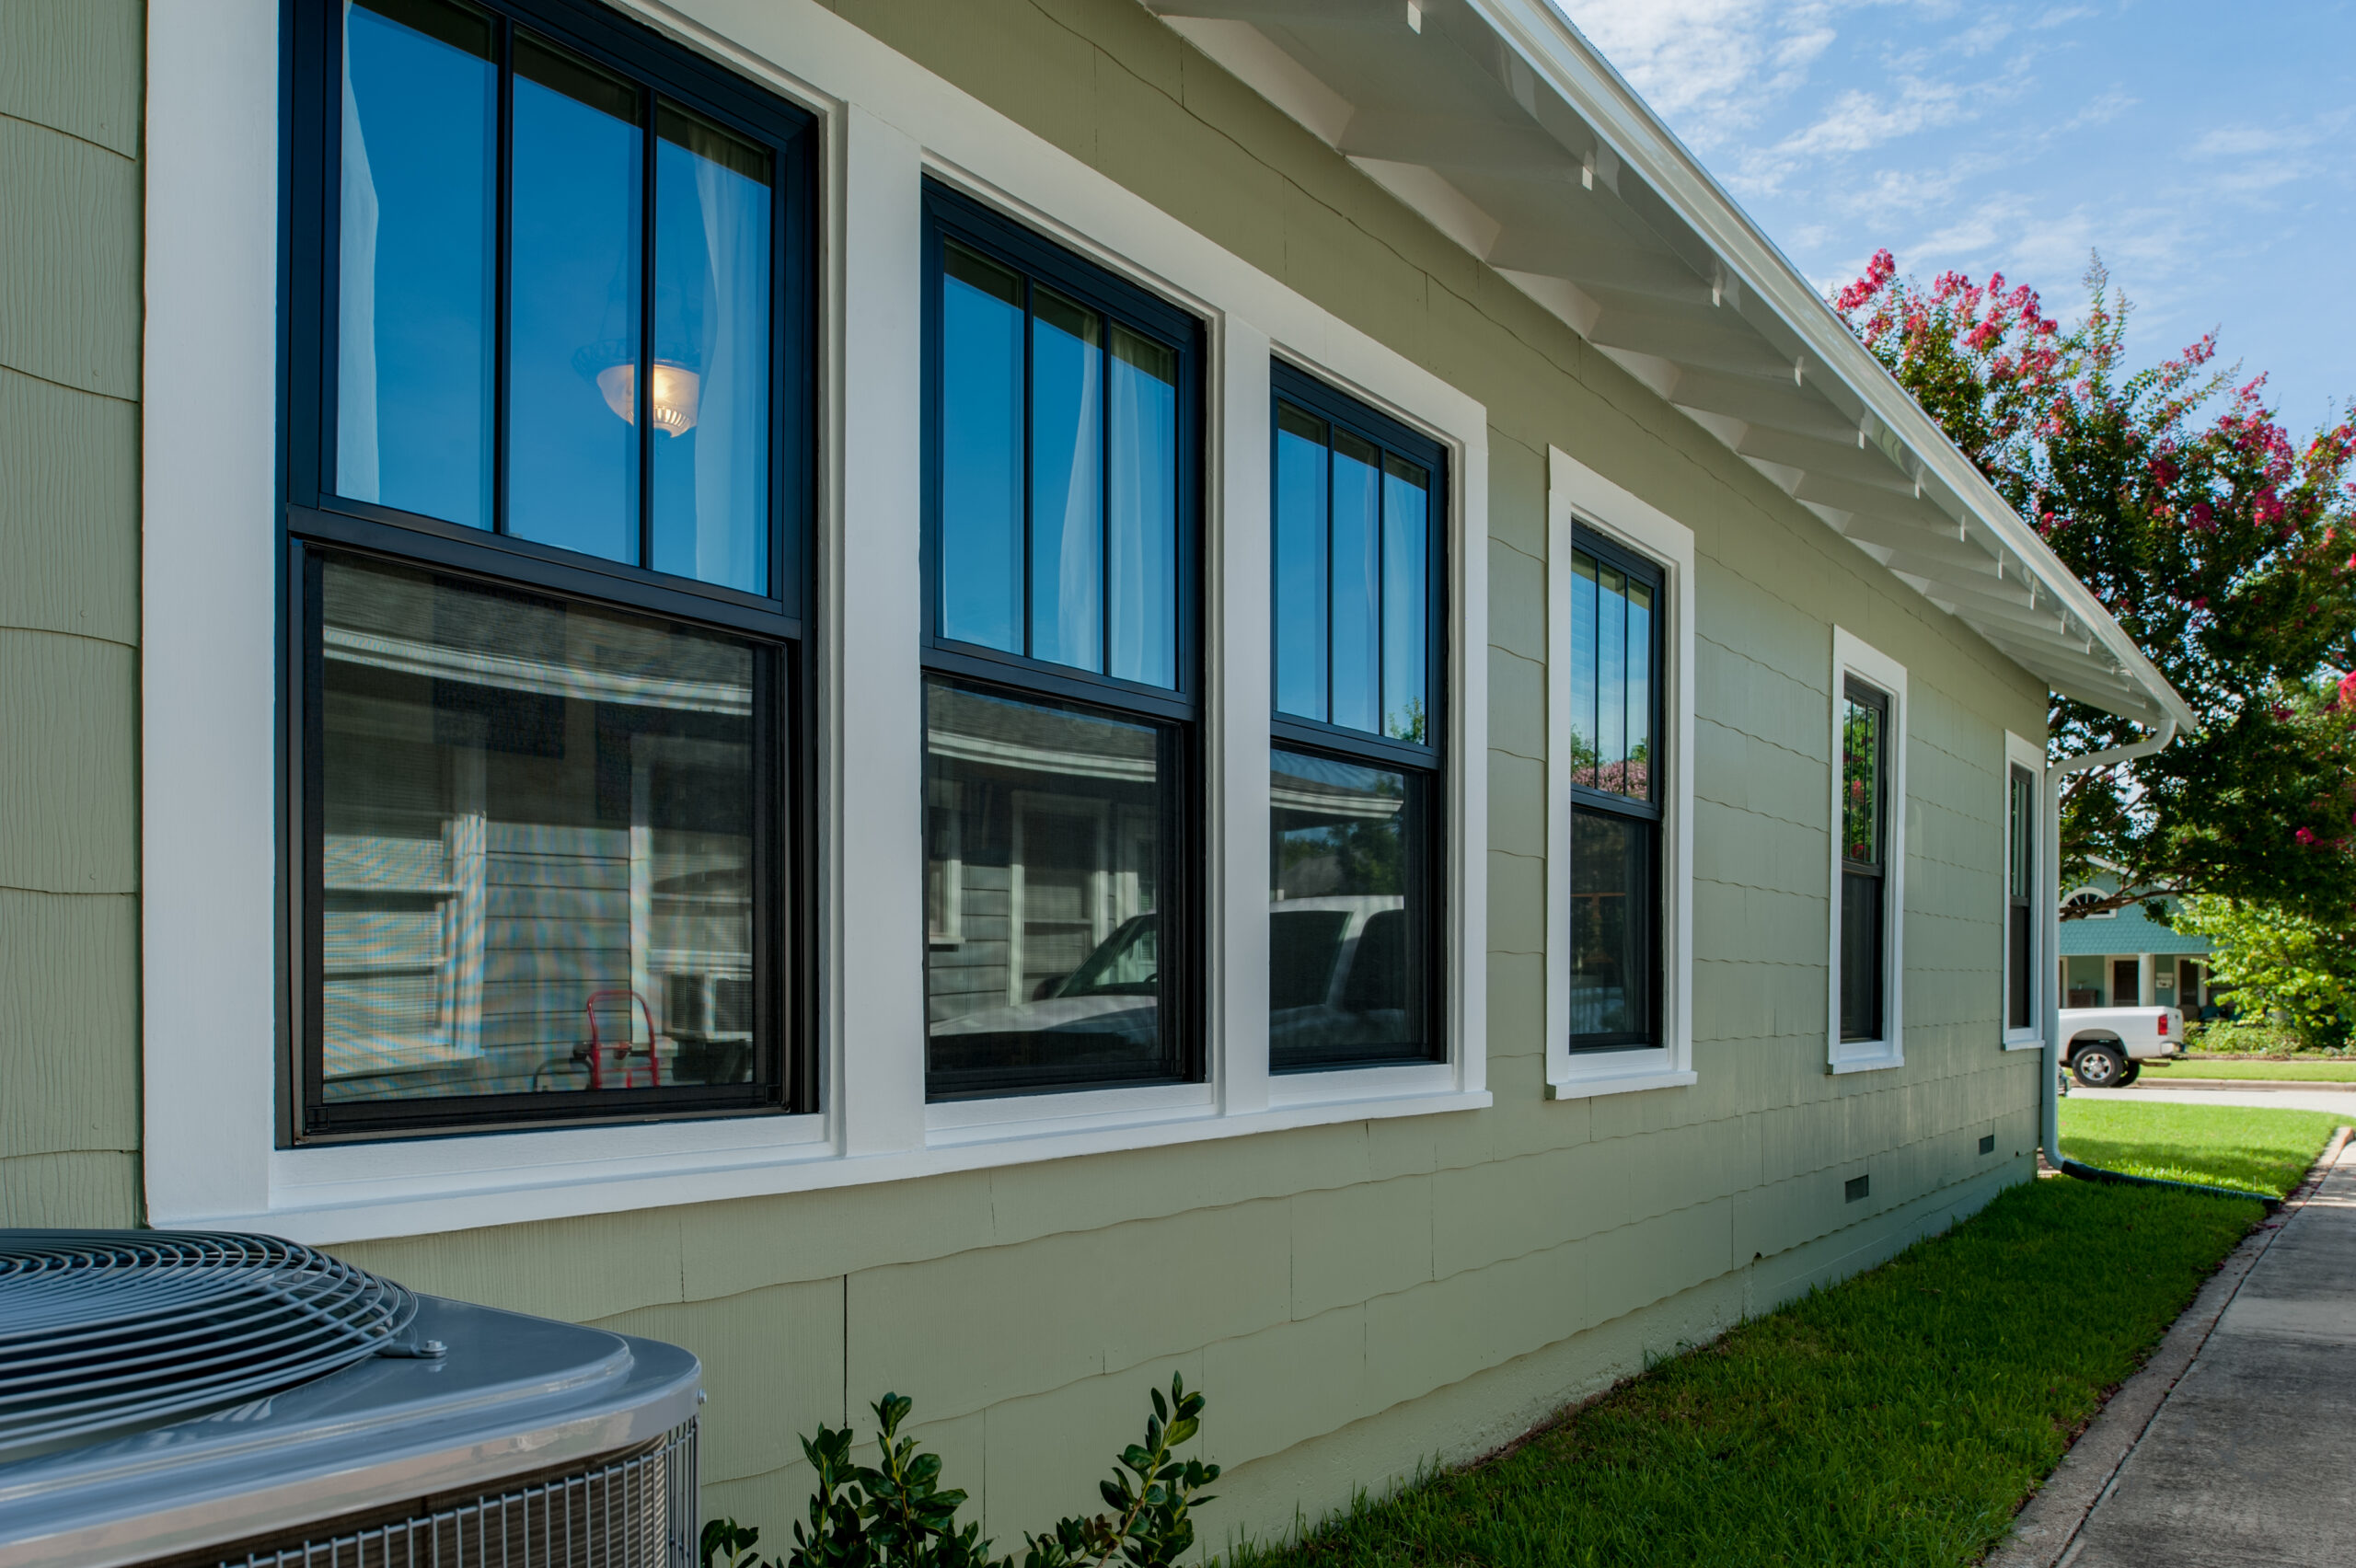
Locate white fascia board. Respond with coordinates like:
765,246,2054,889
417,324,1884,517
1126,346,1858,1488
1466,0,2192,732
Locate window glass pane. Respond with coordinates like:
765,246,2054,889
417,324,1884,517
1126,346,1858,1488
1621,579,1652,800
1569,807,1652,1042
650,101,771,594
1330,431,1382,733
317,552,761,1104
1570,550,1598,787
1274,404,1329,721
924,679,1175,1091
1842,691,1884,866
1270,747,1432,1068
1840,869,1883,1041
507,36,644,565
1107,326,1177,687
1030,287,1104,673
2009,904,2034,1029
2008,767,2033,898
939,242,1025,652
338,0,497,528
1381,455,1429,744
1596,562,1626,787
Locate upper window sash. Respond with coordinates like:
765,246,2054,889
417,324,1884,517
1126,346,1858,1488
1268,362,1446,768
290,0,817,616
920,180,1204,716
1840,676,1889,873
1565,525,1662,821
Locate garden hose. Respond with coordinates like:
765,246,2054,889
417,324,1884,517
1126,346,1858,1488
2059,1158,2281,1212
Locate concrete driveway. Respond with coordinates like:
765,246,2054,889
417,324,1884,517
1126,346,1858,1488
2069,1078,2356,1114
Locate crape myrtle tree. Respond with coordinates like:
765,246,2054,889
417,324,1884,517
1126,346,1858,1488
1832,252,2356,923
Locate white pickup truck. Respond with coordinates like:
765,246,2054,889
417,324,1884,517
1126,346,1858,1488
2060,1005,2184,1088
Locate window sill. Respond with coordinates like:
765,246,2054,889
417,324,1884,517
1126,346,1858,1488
1546,1053,1697,1101
1828,1042,1904,1075
2002,1036,2048,1054
183,1088,1492,1246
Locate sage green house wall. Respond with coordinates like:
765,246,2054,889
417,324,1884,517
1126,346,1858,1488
0,0,144,1230
9,0,2058,1549
325,0,2050,1548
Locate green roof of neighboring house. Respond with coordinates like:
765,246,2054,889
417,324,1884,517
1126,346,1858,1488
2057,876,2213,957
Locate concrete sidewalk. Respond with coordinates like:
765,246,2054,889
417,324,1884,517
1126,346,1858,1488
1995,1132,2356,1566
2071,1081,2356,1114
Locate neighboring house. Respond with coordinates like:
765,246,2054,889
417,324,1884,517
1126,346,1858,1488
2060,873,2216,1014
2,0,2193,1546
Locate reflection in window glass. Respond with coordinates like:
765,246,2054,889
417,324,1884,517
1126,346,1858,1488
1108,326,1178,686
317,552,762,1104
1273,405,1330,721
337,0,498,529
1840,678,1889,1042
939,243,1025,652
1381,456,1429,743
1569,809,1653,1042
1566,546,1656,799
1269,747,1432,1068
1031,287,1104,673
650,102,772,594
2007,763,2035,1031
1329,431,1382,734
507,36,643,564
923,679,1177,1093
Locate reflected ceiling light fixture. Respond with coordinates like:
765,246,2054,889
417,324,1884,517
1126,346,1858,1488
574,341,701,436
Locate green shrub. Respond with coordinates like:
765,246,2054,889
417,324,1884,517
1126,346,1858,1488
702,1376,1218,1568
2186,1019,2312,1056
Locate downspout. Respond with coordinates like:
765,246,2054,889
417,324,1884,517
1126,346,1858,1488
2041,719,2177,1168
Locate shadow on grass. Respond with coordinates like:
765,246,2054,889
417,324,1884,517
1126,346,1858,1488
1225,1180,2258,1568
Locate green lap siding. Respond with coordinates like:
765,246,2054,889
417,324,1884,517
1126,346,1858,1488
0,0,143,1229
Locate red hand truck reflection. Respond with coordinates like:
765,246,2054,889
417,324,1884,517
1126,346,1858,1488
532,989,667,1092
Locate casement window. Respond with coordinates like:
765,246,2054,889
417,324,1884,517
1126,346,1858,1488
2003,732,2043,1046
1267,366,1446,1071
1543,450,1695,1099
285,0,816,1136
919,182,1204,1099
1827,629,1908,1072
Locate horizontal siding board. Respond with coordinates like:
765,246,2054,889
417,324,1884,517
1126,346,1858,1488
0,366,138,643
0,628,135,894
0,115,140,398
0,888,138,1158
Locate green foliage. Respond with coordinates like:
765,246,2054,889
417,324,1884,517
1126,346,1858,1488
2185,1019,2316,1056
1229,1174,2261,1568
702,1378,1218,1568
1834,252,2356,922
2177,894,2356,1046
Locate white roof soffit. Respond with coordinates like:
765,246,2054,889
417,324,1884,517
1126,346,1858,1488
1141,0,2194,729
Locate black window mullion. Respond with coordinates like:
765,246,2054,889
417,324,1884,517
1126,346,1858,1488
491,14,515,536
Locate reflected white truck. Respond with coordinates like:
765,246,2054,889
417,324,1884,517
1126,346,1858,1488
2060,1004,2183,1088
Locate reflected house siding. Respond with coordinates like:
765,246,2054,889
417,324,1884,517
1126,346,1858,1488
480,823,632,1082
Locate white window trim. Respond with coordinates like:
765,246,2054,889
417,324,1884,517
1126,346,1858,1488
1827,628,1908,1074
1542,448,1696,1099
140,0,1489,1246
2002,729,2046,1052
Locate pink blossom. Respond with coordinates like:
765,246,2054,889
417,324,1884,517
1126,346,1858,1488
2297,826,2319,847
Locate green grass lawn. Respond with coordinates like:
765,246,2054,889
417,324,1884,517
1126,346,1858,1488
2150,1057,2356,1082
1226,1103,2349,1568
2060,1099,2348,1195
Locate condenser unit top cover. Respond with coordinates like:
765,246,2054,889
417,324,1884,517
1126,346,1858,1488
0,1247,699,1568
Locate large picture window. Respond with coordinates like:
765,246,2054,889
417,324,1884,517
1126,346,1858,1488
1269,365,1445,1070
288,0,815,1136
920,182,1203,1099
1564,529,1662,1049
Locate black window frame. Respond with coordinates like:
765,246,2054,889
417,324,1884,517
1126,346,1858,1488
1838,675,1891,1044
282,0,819,1141
2006,762,2036,1032
918,179,1207,1101
1266,363,1449,1071
1565,525,1666,1052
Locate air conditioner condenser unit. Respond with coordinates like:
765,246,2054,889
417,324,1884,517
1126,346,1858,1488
0,1230,701,1568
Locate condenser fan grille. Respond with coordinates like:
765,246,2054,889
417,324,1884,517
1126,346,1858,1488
0,1230,419,1462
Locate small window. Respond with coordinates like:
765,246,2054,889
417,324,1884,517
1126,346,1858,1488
1839,676,1890,1043
920,182,1203,1099
290,0,815,1137
1565,530,1662,1049
2006,762,2036,1032
1269,365,1446,1070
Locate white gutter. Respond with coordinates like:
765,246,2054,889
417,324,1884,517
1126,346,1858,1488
2041,720,2179,1162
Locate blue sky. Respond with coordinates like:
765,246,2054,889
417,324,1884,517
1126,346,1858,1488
1556,0,2356,434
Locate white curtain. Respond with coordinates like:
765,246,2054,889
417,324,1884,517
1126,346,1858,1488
336,15,381,503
